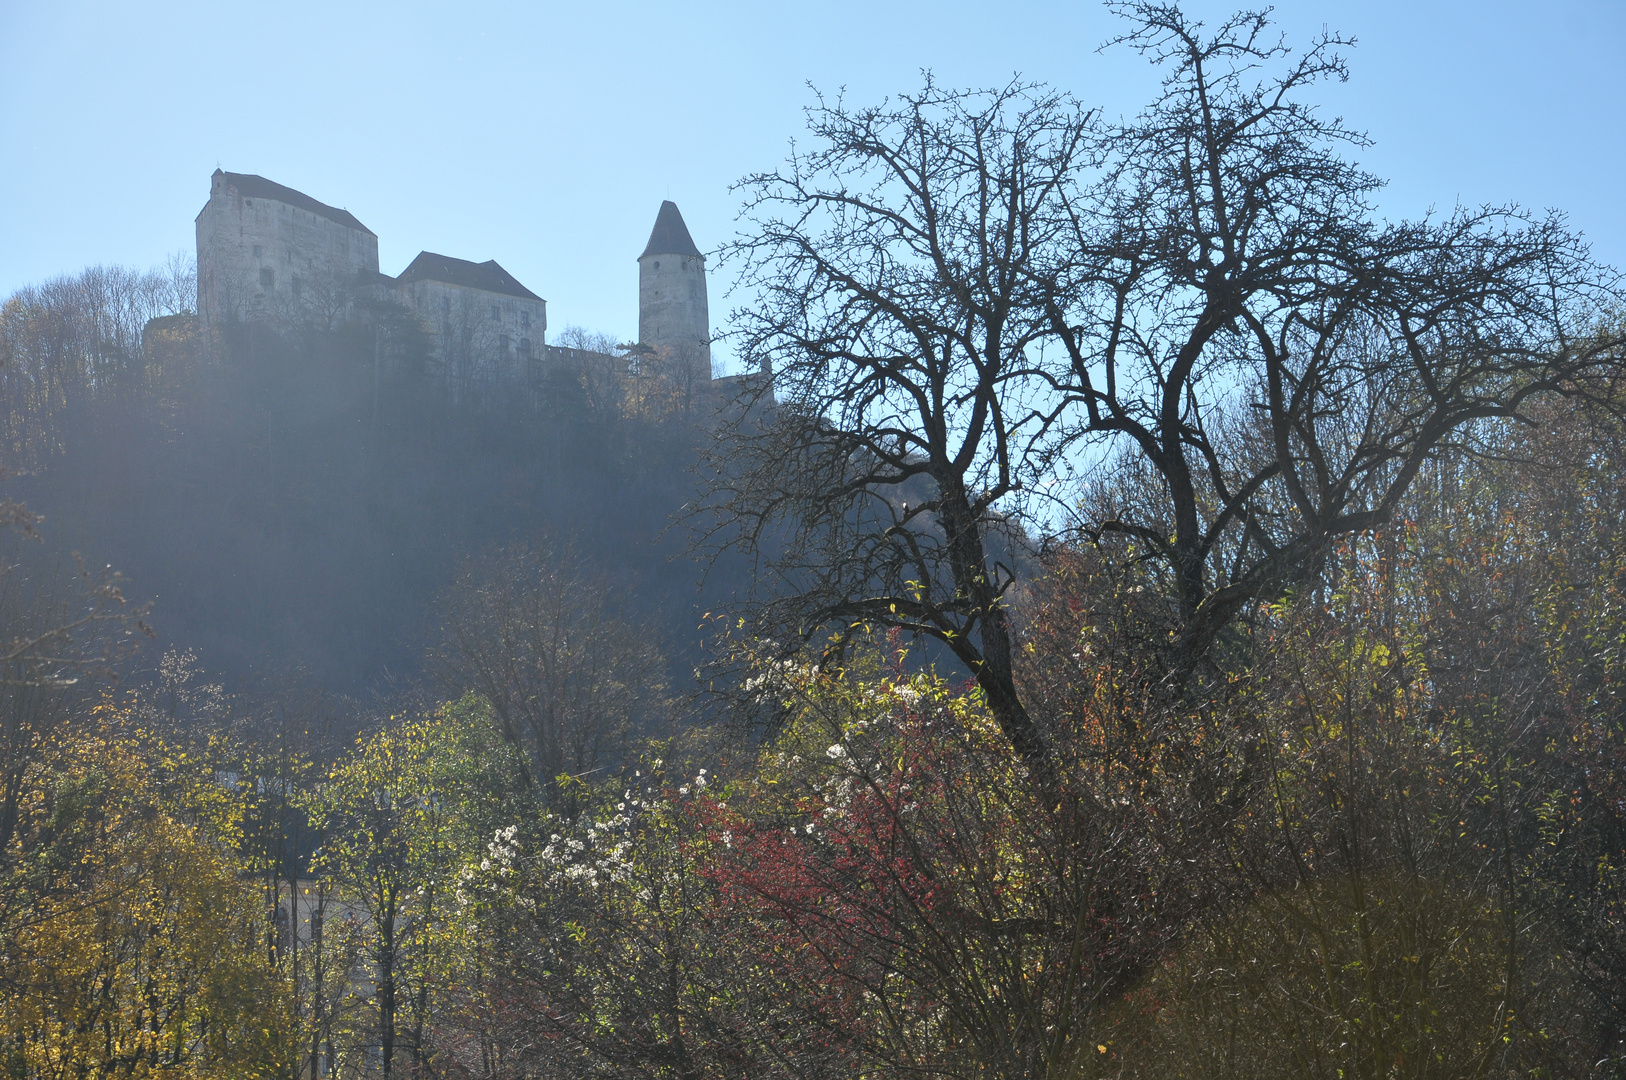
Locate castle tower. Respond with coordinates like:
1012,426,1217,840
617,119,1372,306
637,201,710,383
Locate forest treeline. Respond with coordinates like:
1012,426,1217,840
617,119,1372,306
5,3,1626,1078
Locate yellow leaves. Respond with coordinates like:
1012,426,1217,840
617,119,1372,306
0,708,293,1076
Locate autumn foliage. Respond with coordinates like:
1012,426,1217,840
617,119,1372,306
0,708,291,1077
5,4,1626,1077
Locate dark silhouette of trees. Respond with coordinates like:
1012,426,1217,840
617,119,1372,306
431,541,668,808
708,78,1097,776
706,4,1623,776
1061,5,1621,671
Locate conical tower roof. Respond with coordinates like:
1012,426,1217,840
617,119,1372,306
640,200,702,259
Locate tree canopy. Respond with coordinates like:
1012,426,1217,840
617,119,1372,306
705,2,1623,774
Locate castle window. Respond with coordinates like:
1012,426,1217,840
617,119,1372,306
520,311,529,328
442,296,450,313
499,335,510,352
519,337,532,357
653,261,660,270
260,267,274,288
491,304,500,319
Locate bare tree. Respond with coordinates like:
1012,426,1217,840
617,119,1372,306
430,540,667,808
0,546,146,862
707,79,1095,775
0,257,200,466
704,4,1621,774
1050,4,1621,671
268,264,359,344
159,250,198,316
551,325,629,422
426,289,514,408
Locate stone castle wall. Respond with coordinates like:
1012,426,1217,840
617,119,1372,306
401,277,548,391
196,174,378,326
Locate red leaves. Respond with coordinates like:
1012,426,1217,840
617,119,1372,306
673,668,1160,1073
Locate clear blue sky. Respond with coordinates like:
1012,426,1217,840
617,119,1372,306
2,1,1620,373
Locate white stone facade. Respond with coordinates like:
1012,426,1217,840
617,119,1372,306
399,275,547,391
196,170,378,327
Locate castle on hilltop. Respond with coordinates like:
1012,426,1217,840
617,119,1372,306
195,169,726,395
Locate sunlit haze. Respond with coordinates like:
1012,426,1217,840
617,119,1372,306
7,5,1626,1069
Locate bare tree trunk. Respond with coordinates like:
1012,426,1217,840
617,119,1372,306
940,482,1054,779
378,912,398,1077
